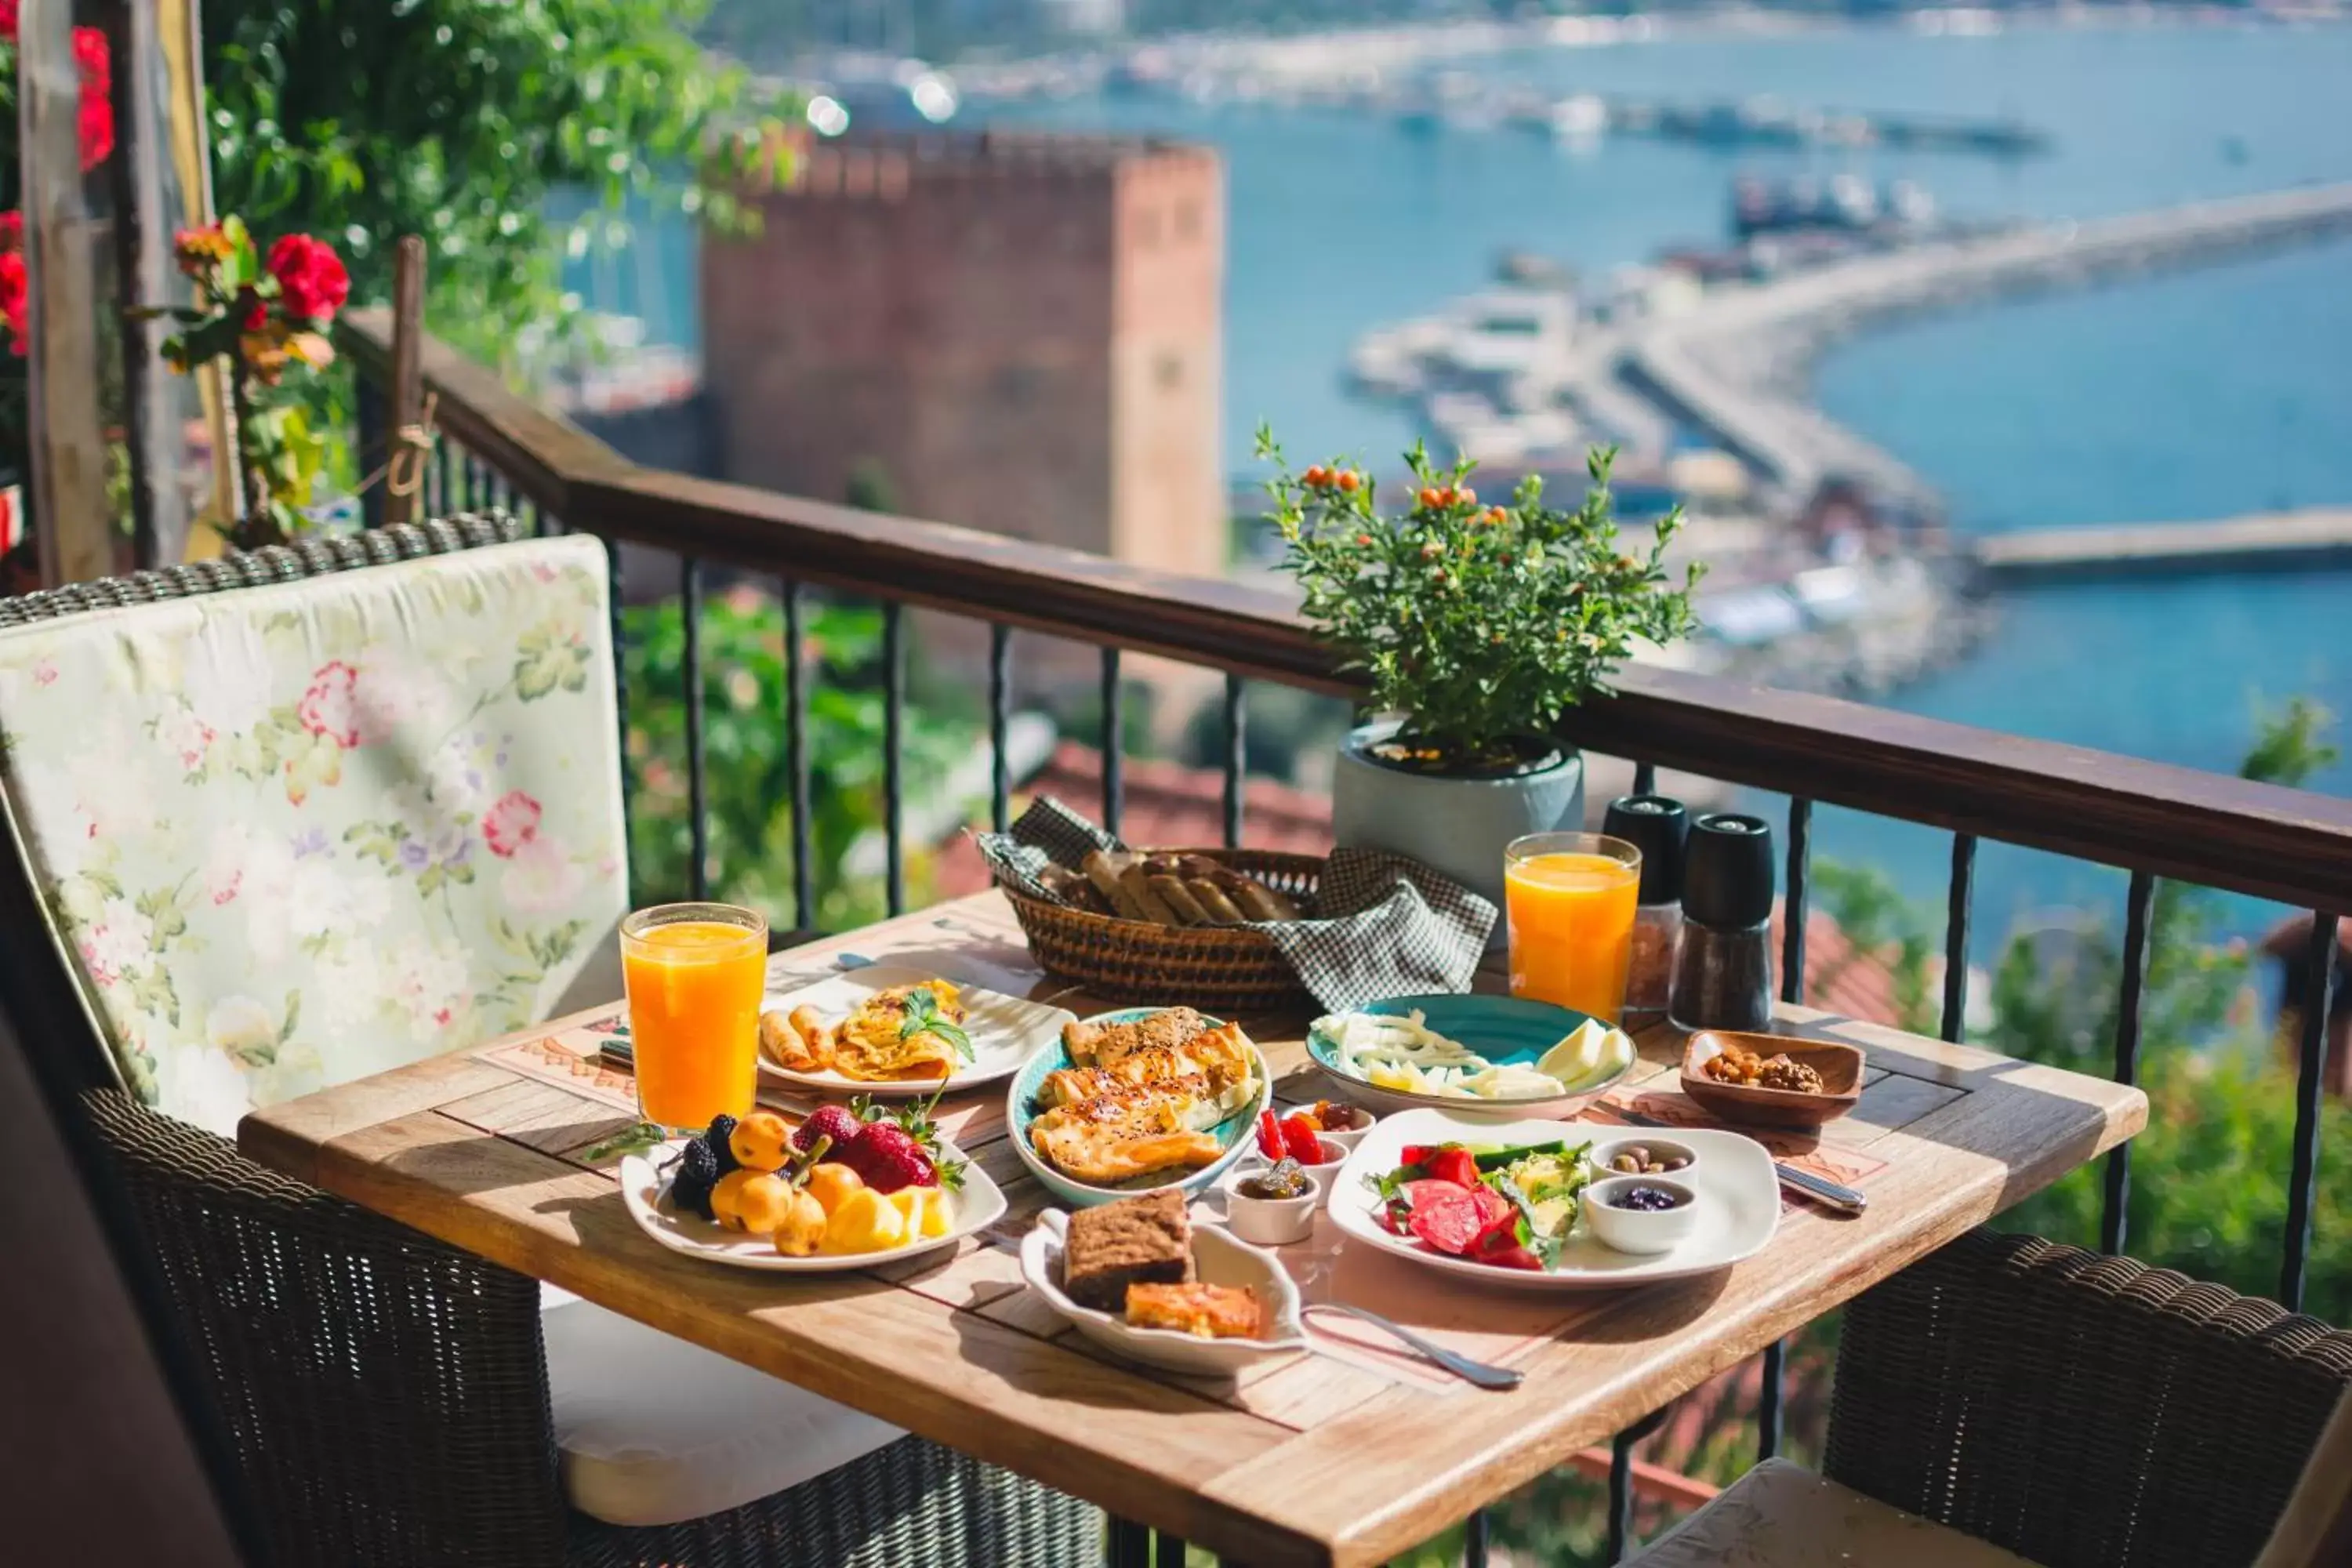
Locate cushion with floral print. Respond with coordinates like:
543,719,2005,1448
0,535,630,1134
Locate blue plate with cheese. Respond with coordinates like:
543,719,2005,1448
1307,994,1639,1120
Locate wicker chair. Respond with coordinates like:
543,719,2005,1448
0,521,1101,1566
1627,1229,2352,1568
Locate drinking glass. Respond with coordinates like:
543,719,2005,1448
1504,833,1643,1022
619,902,768,1134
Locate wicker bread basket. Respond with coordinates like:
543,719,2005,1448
998,847,1323,1014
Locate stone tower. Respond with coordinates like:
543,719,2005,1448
700,130,1227,592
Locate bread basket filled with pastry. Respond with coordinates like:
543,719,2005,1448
1004,844,1322,1013
978,797,1498,1015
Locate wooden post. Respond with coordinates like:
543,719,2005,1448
19,0,114,586
383,236,427,528
101,0,189,570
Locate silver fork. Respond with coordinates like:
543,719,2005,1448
1305,1301,1524,1391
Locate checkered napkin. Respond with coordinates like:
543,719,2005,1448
975,796,1497,1011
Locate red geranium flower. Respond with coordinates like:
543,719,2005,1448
242,299,268,333
71,27,111,169
0,252,26,358
0,3,19,41
266,234,350,325
483,791,543,859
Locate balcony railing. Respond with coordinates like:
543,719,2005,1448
343,307,2352,1561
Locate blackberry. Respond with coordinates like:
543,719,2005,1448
702,1114,741,1177
670,1138,721,1220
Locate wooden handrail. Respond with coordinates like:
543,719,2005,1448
336,310,2352,916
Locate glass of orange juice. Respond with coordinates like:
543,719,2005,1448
619,902,768,1133
1504,833,1642,1022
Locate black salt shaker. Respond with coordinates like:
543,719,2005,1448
1669,813,1776,1033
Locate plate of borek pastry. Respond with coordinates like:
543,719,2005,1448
1007,1005,1271,1207
757,964,1078,1097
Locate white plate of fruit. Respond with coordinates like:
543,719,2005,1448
619,1102,1006,1272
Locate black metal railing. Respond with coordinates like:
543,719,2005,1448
350,315,2350,1564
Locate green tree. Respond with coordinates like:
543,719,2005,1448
202,0,784,364
1811,699,2352,1320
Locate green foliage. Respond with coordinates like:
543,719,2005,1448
1256,428,1700,771
1806,699,2352,1323
201,0,788,365
623,586,974,931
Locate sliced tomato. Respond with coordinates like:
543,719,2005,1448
1406,1189,1489,1255
1422,1146,1480,1189
1398,1145,1438,1167
1279,1114,1328,1166
1399,1178,1473,1213
1254,1109,1285,1161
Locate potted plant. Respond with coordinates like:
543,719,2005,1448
1259,430,1700,917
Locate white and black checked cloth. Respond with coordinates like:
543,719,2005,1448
976,796,1496,1011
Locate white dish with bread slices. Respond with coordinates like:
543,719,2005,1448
757,963,1077,1098
1019,1203,1306,1377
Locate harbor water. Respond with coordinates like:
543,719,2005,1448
978,20,2352,943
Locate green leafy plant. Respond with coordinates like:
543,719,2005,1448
157,218,349,546
899,987,974,1064
1257,427,1700,773
201,0,791,368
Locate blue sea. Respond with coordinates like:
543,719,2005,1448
611,20,2352,947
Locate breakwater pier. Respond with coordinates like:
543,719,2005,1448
1973,509,2352,584
1611,181,2352,514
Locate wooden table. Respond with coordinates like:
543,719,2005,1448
241,892,2146,1568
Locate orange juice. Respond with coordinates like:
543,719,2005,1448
1505,842,1642,1022
620,908,767,1131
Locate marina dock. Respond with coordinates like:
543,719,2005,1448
1613,181,2352,514
1973,509,2352,583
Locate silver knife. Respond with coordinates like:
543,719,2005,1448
1610,1108,1867,1215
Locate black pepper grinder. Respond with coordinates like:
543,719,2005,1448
1670,813,1776,1033
1602,794,1688,1025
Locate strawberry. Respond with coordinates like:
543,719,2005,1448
838,1089,967,1192
794,1104,862,1157
842,1123,934,1194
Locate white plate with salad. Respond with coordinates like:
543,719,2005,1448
755,963,1077,1098
1327,1108,1780,1290
1308,994,1639,1120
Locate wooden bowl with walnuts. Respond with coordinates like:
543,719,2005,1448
1679,1031,1863,1128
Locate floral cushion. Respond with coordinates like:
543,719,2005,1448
0,535,630,1134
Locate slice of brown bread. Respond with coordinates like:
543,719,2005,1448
1059,1189,1194,1311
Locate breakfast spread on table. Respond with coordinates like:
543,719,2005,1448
1025,1007,1265,1186
760,979,974,1082
662,1103,963,1259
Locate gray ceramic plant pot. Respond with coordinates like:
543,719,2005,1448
1330,717,1585,943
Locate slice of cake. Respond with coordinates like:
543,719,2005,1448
1059,1189,1194,1312
1125,1282,1265,1341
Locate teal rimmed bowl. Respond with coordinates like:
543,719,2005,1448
1006,1007,1272,1209
1306,993,1635,1120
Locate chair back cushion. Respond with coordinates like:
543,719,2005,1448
0,535,628,1132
